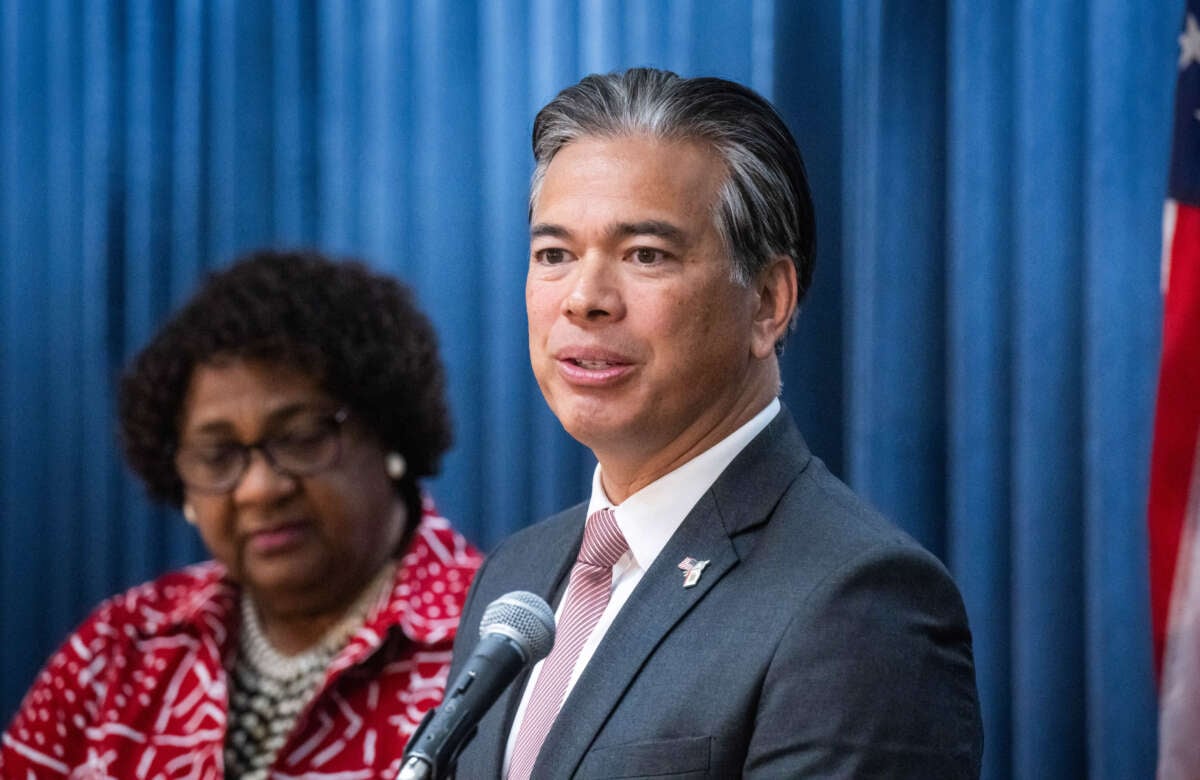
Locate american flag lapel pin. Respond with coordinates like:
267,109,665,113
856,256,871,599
677,557,710,588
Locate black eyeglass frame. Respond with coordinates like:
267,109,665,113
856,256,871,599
174,407,351,495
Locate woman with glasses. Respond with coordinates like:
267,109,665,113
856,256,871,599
1,250,482,778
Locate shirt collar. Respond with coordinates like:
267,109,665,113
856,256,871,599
586,398,781,572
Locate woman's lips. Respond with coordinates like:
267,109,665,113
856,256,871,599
247,522,309,555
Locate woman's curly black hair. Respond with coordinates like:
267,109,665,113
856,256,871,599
118,249,452,513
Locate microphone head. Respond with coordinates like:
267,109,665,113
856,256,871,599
479,590,555,663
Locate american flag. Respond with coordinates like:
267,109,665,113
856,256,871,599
1152,3,1200,776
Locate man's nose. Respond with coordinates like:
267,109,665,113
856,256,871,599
563,256,624,322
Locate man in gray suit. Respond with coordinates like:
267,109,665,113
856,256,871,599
449,67,983,778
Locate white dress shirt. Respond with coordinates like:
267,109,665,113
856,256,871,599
502,398,781,772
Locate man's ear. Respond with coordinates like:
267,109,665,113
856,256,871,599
749,255,798,360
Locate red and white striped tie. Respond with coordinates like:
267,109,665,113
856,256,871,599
506,507,628,779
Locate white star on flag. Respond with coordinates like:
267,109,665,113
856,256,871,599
1181,13,1200,70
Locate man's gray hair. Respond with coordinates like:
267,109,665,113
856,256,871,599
530,67,816,300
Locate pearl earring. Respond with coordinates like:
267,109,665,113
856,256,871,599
182,503,197,525
385,452,407,481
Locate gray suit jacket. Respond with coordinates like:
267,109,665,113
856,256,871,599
448,409,983,778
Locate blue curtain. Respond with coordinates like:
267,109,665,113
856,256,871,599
0,1,1175,776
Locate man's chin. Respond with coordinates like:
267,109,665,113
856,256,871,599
560,414,649,456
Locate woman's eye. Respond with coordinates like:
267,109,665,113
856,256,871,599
275,430,320,449
194,445,238,469
276,424,329,450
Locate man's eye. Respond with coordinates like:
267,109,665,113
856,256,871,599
535,248,568,265
631,248,667,264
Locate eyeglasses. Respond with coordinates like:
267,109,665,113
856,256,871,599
175,408,350,494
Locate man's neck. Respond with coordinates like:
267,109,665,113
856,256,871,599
597,389,778,504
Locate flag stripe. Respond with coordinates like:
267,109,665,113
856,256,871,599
1149,200,1200,674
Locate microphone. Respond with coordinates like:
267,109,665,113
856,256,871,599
397,590,555,780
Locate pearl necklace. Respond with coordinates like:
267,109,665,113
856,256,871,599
225,562,397,778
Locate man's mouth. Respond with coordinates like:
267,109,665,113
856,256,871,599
571,358,621,370
555,352,634,385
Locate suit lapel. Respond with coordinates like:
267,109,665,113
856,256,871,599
531,494,738,779
530,410,811,779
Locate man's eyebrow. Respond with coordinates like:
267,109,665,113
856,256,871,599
530,223,571,240
608,220,685,243
529,220,688,243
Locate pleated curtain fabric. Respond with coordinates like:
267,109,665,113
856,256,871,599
0,2,1178,778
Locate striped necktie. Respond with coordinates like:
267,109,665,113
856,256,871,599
506,507,628,779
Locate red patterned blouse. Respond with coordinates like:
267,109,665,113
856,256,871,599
0,509,481,779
